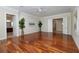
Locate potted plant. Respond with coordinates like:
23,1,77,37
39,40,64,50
19,18,25,36
38,21,42,32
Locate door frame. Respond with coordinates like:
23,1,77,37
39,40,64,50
53,18,63,34
6,14,16,38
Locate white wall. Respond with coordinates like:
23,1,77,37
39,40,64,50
0,7,40,40
0,7,20,39
40,17,49,32
19,12,39,35
41,13,72,35
72,7,79,48
77,7,79,35
0,8,6,40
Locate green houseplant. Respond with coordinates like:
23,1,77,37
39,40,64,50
19,18,25,36
38,21,42,32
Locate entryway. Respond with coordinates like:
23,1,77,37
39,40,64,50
53,18,63,34
6,14,15,38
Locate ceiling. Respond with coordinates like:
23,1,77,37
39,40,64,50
10,6,74,17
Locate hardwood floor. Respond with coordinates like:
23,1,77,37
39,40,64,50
0,32,79,53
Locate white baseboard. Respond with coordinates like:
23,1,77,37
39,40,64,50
0,37,6,40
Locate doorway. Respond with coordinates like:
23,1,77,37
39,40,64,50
53,18,63,34
6,14,14,38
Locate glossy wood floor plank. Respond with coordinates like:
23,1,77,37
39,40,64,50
0,32,79,53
